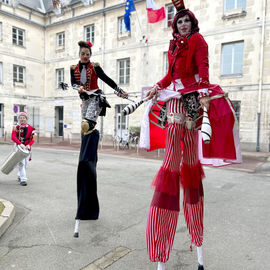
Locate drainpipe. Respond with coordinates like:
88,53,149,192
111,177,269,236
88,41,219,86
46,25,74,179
100,0,106,141
256,0,267,152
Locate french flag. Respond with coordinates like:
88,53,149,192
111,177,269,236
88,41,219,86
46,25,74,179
147,0,165,24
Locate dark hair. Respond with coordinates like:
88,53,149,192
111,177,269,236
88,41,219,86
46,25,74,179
172,9,199,36
78,41,92,56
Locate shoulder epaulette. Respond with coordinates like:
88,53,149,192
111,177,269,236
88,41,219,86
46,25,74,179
70,65,76,70
13,125,17,131
92,62,100,68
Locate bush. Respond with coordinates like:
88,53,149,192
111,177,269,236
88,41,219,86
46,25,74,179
129,126,140,136
0,202,4,215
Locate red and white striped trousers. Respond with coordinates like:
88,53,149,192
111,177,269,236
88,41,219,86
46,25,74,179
146,98,204,263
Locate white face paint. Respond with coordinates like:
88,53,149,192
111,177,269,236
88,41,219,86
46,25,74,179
79,47,91,63
177,15,192,36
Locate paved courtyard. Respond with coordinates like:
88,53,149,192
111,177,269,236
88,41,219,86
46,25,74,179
0,144,269,270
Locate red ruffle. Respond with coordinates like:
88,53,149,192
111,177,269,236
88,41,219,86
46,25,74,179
180,162,205,188
151,167,180,196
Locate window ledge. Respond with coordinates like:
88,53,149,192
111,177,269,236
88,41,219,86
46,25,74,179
118,32,131,40
222,9,247,20
14,82,26,87
13,44,26,49
220,74,243,78
56,46,65,52
163,27,171,31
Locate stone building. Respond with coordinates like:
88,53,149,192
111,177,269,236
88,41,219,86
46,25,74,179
0,0,269,151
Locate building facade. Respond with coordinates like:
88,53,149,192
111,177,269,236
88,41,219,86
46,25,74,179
0,0,269,151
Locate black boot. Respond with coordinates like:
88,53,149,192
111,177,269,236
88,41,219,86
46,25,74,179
198,264,204,270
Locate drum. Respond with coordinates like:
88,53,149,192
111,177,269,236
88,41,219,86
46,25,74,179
0,145,30,175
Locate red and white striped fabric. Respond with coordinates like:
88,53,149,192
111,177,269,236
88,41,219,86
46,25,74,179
146,98,204,262
146,0,165,23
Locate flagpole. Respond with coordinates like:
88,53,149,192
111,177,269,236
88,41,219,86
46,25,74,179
135,9,143,37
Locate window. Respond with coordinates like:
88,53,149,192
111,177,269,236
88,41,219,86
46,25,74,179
56,32,65,47
56,68,64,88
224,0,246,12
2,0,10,4
118,17,127,34
81,0,93,5
13,65,25,83
12,27,25,46
163,52,168,76
166,4,176,28
117,58,130,85
84,24,95,44
0,62,2,83
231,100,241,127
221,41,244,76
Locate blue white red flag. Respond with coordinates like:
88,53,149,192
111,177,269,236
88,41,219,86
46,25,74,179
146,0,165,24
124,0,136,31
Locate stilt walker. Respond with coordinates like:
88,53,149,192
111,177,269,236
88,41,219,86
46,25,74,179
71,41,128,237
140,1,242,269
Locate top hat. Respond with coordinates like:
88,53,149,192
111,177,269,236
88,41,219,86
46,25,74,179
172,0,186,11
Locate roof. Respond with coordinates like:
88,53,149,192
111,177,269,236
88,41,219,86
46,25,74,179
18,0,82,14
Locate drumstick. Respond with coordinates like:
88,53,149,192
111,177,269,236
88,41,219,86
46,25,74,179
122,97,150,116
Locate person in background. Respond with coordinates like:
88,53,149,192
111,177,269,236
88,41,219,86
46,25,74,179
11,111,35,186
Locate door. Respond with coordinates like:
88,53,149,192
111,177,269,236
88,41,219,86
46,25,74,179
55,106,64,137
115,104,129,141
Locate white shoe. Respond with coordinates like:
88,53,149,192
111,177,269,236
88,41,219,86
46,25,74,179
157,262,165,270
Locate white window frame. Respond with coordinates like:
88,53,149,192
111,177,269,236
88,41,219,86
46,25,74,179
118,16,127,34
13,65,25,83
56,32,65,47
117,58,130,85
221,41,244,76
163,52,168,76
224,0,246,12
165,4,176,28
84,24,95,44
12,27,25,47
0,62,2,83
56,68,64,89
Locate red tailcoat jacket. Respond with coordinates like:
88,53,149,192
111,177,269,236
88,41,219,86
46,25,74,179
11,124,35,148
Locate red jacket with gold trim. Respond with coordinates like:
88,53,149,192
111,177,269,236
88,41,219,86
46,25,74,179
11,124,35,147
70,62,98,91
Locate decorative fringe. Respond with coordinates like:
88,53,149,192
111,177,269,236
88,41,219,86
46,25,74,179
151,167,180,196
180,162,205,188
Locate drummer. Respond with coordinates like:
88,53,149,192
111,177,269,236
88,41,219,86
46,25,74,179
11,111,35,186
